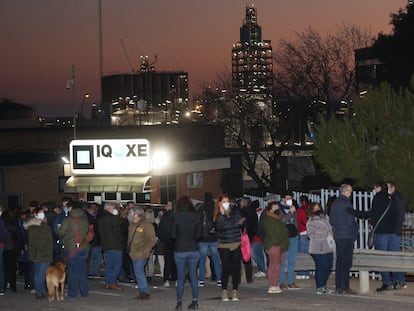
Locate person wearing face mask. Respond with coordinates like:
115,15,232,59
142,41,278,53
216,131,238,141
97,202,124,290
25,206,53,299
278,191,301,290
57,201,90,298
215,194,243,302
306,203,334,294
127,206,157,300
53,197,73,261
263,201,290,294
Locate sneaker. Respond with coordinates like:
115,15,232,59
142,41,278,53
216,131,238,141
217,280,222,287
267,286,282,294
0,290,4,296
221,289,229,301
376,284,393,292
254,271,266,278
295,275,306,280
198,281,205,287
288,283,301,290
280,284,288,291
232,289,239,301
163,281,170,288
317,287,332,294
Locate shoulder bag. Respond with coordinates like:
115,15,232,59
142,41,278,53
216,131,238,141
367,196,392,249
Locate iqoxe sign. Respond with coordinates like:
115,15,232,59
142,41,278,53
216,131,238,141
69,139,151,175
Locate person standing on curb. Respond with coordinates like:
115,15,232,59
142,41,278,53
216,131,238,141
330,183,357,295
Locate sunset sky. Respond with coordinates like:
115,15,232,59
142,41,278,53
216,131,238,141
0,0,408,117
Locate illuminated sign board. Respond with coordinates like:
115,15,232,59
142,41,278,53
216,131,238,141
69,139,150,175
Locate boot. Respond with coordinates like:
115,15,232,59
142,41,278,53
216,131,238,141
221,289,229,301
232,289,239,301
175,301,182,310
187,300,199,309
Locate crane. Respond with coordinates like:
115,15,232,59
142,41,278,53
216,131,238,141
120,38,136,73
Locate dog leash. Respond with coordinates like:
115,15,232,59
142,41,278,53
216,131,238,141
64,217,86,261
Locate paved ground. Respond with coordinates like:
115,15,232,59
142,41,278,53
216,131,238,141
1,272,414,310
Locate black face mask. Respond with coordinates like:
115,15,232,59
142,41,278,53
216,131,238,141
314,210,322,216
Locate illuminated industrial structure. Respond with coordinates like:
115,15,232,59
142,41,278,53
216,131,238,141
232,5,273,99
101,56,189,125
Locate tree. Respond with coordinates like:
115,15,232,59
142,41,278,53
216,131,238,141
273,23,373,105
373,3,414,91
314,82,414,208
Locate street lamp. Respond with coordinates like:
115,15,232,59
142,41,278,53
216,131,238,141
81,93,91,118
66,65,76,139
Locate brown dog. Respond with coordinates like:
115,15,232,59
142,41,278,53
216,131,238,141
46,261,66,302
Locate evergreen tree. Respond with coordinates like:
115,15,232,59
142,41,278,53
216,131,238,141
314,82,414,209
373,3,414,90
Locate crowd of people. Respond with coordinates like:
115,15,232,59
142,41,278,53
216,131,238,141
0,181,408,307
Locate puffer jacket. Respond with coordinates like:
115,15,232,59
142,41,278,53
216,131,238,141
329,195,358,240
307,214,333,254
26,217,53,262
128,218,157,261
216,208,242,244
57,208,89,252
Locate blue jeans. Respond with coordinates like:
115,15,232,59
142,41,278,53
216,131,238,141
34,261,50,295
174,251,200,302
198,242,222,282
133,258,150,294
88,246,102,276
374,233,405,285
67,248,89,298
297,235,310,276
279,236,298,285
311,253,333,288
252,242,266,273
334,239,354,290
104,250,122,285
0,246,4,291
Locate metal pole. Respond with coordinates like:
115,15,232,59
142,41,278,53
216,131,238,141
72,65,76,139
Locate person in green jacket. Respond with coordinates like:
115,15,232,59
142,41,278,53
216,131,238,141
57,201,89,298
26,206,53,299
263,201,290,294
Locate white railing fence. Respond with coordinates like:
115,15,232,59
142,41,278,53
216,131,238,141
245,189,413,252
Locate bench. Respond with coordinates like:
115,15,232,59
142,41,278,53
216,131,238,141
295,249,414,293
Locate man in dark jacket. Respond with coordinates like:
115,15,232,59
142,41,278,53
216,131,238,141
156,201,177,287
386,181,407,289
351,182,399,292
330,184,357,294
98,202,124,290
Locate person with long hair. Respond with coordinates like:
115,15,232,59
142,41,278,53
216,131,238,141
170,196,202,310
307,202,334,294
215,194,243,302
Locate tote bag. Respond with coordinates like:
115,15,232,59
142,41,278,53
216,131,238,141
240,228,251,262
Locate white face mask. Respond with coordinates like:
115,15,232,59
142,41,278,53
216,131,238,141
286,199,293,207
37,212,45,220
222,202,230,210
112,209,119,216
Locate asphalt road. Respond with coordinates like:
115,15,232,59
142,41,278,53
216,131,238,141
1,274,414,311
